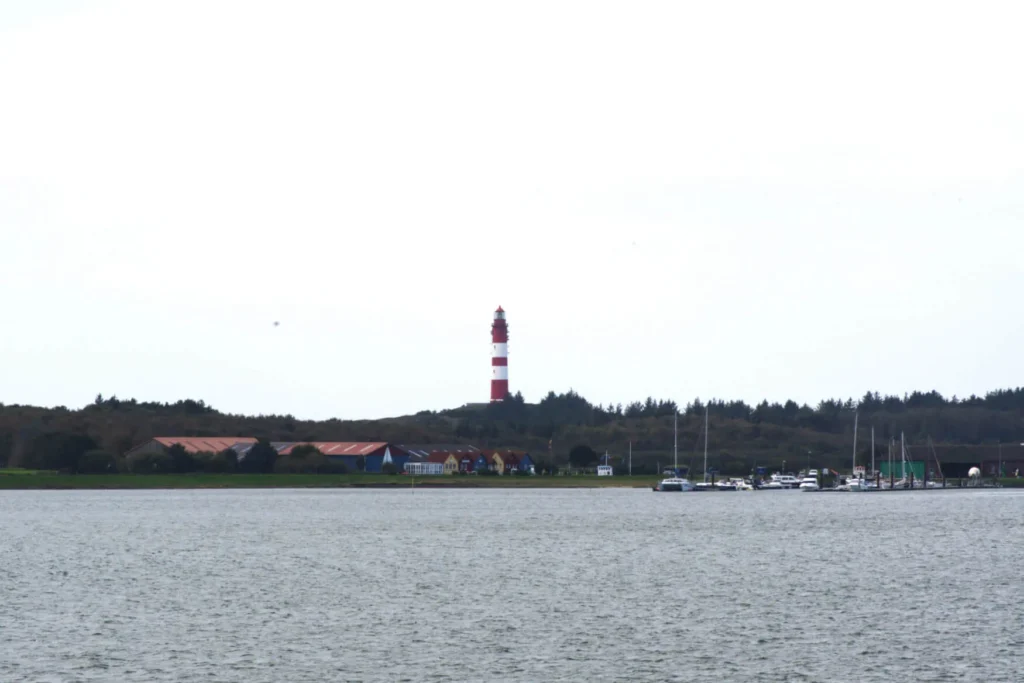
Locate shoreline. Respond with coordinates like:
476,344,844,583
0,473,660,490
2,472,1021,491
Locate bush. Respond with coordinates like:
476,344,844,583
568,444,598,468
274,445,327,474
126,450,173,473
321,459,348,474
478,468,498,477
274,447,351,474
382,463,398,475
78,449,116,474
167,444,199,473
25,432,98,471
193,449,237,473
237,439,277,474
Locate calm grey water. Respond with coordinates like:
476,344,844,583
1,488,1021,682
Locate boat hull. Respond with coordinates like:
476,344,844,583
654,478,694,492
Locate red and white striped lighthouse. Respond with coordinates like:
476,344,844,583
490,306,509,401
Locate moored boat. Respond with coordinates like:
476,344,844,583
799,476,820,491
653,477,695,492
769,474,801,489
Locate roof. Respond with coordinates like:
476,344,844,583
151,437,257,454
426,452,456,464
496,305,504,312
399,444,480,458
482,449,529,458
277,442,395,457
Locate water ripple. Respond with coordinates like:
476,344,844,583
0,488,1021,682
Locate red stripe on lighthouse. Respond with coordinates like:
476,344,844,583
491,380,509,401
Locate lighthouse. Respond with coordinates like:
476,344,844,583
490,306,509,401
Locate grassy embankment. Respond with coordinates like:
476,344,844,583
0,471,661,490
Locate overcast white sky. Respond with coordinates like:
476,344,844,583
1,0,1021,420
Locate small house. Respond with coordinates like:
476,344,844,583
426,452,459,474
405,461,444,475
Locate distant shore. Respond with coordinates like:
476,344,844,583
2,472,1021,490
0,472,661,490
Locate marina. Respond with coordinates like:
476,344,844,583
653,407,1008,493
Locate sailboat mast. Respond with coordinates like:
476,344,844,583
888,437,893,484
852,411,859,475
901,431,906,480
871,426,875,477
703,405,709,482
673,411,678,472
629,440,632,476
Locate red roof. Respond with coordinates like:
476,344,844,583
426,452,454,464
496,305,504,312
277,442,394,456
152,437,256,454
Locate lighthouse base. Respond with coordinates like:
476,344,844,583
490,380,509,402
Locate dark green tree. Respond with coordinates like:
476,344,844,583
237,439,277,473
568,444,598,468
167,443,198,473
27,432,98,471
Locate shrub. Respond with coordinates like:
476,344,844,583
193,449,237,473
167,444,199,473
237,439,277,474
382,463,398,475
321,459,348,474
274,445,327,474
78,449,116,474
126,450,173,474
25,432,98,471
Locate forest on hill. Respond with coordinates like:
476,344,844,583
1,388,1023,475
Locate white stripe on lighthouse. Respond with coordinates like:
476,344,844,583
492,366,508,380
492,343,507,357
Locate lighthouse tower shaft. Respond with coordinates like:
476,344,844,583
490,307,509,401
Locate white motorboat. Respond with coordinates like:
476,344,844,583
799,476,820,491
735,479,754,491
769,474,801,489
838,477,868,491
761,480,783,490
653,477,694,492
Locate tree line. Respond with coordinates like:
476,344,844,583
1,387,1022,474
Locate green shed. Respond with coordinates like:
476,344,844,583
879,460,925,480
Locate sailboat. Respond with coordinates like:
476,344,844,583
694,406,717,491
889,432,913,489
653,410,695,492
838,412,868,491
